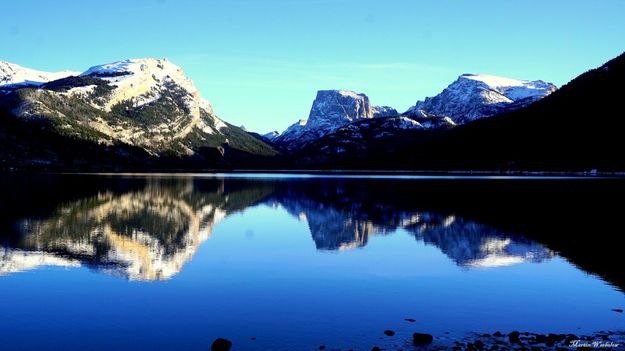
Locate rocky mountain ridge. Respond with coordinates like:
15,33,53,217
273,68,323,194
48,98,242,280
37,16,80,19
404,73,557,124
0,58,276,168
273,90,399,150
269,74,556,151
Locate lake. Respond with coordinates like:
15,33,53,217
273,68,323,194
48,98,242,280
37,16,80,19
0,173,623,350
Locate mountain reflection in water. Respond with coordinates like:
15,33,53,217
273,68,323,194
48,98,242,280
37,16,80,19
0,176,555,280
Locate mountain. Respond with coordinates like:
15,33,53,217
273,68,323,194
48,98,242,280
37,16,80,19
404,73,557,124
372,105,399,118
274,90,398,150
272,75,554,152
295,52,625,171
262,130,280,141
0,61,78,88
0,58,276,169
291,116,426,156
274,119,307,148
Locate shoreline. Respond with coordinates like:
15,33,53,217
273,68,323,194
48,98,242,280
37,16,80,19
210,329,625,351
5,168,625,178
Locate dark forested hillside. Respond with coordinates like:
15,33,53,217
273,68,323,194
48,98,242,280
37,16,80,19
0,107,280,171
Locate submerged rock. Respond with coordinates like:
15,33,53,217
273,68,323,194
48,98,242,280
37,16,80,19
564,334,578,344
384,330,395,336
413,332,434,345
211,338,232,351
508,331,521,343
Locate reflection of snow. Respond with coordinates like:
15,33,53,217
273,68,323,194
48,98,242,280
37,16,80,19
481,238,512,252
466,255,526,268
0,248,80,275
413,216,555,268
0,180,250,281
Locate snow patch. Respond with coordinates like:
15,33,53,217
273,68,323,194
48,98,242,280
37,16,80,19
0,61,78,87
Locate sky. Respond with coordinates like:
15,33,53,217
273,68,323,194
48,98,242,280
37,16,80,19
1,0,624,133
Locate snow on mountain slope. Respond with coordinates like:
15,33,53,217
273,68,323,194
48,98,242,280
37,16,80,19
0,61,78,88
405,73,557,124
275,119,307,148
81,58,214,114
262,131,280,141
462,74,556,101
372,105,399,118
75,58,226,149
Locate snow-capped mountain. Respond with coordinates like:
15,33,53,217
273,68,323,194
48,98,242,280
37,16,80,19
80,58,215,114
372,105,399,118
0,61,78,88
274,119,307,147
405,73,557,124
0,58,275,164
262,130,280,141
274,90,398,150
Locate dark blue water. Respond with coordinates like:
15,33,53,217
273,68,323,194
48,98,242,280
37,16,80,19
0,174,623,350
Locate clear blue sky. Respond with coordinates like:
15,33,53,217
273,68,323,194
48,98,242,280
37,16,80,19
1,0,624,133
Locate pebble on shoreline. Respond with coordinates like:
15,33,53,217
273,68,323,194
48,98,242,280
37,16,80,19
212,330,624,350
440,330,625,351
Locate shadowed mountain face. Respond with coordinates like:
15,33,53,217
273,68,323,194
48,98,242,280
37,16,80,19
0,175,622,290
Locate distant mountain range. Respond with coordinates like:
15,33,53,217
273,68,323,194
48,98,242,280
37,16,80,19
1,52,624,171
263,74,556,151
293,52,625,171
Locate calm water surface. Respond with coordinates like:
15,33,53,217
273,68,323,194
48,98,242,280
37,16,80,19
0,174,623,350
